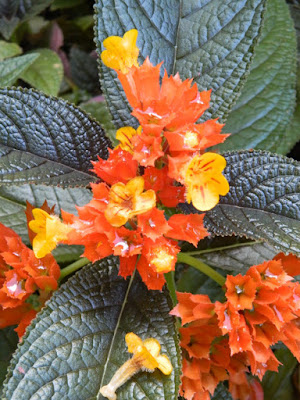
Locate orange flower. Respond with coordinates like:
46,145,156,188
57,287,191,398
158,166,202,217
273,252,300,277
101,29,139,73
118,58,211,134
91,148,138,185
142,237,179,274
167,214,209,247
137,208,170,241
136,255,167,290
109,227,143,257
131,133,164,166
184,152,229,211
104,176,156,227
225,274,257,310
164,120,229,155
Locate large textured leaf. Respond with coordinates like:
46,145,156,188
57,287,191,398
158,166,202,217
0,87,111,186
70,47,99,93
218,0,298,155
0,328,18,392
0,183,92,243
2,258,181,400
95,0,266,128
0,54,39,87
0,0,53,39
193,241,277,273
19,49,64,96
181,151,300,256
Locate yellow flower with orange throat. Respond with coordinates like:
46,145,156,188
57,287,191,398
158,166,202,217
184,152,229,211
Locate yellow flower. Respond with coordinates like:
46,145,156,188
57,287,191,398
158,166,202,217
101,29,139,73
116,126,142,153
29,209,72,258
104,176,156,227
184,152,229,211
100,332,172,400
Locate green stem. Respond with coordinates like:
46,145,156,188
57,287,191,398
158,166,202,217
177,253,225,286
59,257,90,281
165,271,177,306
184,240,262,256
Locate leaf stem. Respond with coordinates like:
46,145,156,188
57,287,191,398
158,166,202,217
184,240,262,256
165,271,177,306
177,253,225,286
59,257,90,281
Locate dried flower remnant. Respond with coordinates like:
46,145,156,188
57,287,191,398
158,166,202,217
100,332,172,400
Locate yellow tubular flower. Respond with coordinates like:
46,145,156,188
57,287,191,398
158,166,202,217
100,333,172,400
104,176,156,227
116,126,142,153
101,29,139,73
184,152,229,211
29,209,72,258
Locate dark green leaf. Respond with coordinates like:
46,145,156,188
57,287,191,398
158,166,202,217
19,49,63,96
0,327,18,392
190,241,277,274
52,245,84,264
217,0,298,154
212,383,233,400
50,0,85,10
0,87,111,187
70,47,100,93
262,348,298,400
2,258,181,400
0,0,53,40
0,53,39,87
0,40,22,60
95,0,266,128
181,150,300,256
0,183,92,243
80,101,117,146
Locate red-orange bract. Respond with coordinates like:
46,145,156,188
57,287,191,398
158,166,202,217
172,254,300,400
0,222,60,338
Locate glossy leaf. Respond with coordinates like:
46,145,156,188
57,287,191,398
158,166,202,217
0,0,53,39
181,151,300,256
0,41,22,61
0,327,18,392
218,0,298,154
95,0,266,128
80,101,117,146
2,258,181,400
0,183,92,244
0,87,111,186
19,49,64,96
0,53,39,87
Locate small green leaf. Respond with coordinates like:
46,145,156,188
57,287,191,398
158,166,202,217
181,150,300,256
0,53,39,87
218,0,298,155
52,245,84,264
0,183,92,244
0,0,53,40
80,101,117,146
2,258,181,400
95,0,267,128
212,383,233,400
0,41,22,61
0,327,18,392
19,49,63,96
0,87,111,187
262,348,298,400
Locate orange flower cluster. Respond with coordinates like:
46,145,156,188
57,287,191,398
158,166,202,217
0,222,60,338
101,29,230,212
25,29,232,290
171,253,300,400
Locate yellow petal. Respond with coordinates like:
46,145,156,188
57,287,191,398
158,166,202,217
101,29,139,73
116,126,142,152
156,354,173,375
143,338,161,358
133,189,156,216
127,176,144,195
125,332,143,353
